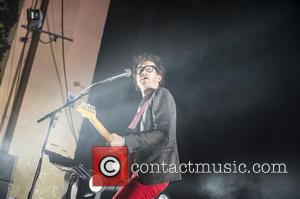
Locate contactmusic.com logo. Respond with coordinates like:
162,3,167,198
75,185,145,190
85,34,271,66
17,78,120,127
92,146,129,186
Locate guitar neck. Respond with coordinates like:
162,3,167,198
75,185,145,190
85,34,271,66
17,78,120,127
89,117,113,143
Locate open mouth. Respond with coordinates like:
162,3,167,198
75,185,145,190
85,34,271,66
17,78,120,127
141,76,148,80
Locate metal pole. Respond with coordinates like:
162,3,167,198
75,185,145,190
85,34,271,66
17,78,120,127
0,0,50,152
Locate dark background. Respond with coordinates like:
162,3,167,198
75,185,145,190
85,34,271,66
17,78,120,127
0,0,20,84
75,0,300,198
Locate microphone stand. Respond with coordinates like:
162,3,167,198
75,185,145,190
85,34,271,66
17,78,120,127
27,114,56,199
27,70,130,199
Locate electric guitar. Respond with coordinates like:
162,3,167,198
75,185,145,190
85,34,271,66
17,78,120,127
76,102,113,143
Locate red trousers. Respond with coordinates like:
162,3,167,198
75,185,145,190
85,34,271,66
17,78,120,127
112,173,169,199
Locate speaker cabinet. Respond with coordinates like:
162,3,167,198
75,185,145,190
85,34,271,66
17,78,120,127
0,180,10,199
0,152,17,199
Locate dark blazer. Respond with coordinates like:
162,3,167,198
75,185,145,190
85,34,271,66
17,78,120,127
125,87,182,185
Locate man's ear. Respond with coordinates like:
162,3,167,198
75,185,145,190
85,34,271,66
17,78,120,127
157,74,162,84
158,75,162,81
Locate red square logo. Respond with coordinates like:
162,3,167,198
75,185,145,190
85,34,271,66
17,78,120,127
92,146,129,186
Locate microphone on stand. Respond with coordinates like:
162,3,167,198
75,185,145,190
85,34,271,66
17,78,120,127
101,68,132,82
74,69,132,89
73,69,132,97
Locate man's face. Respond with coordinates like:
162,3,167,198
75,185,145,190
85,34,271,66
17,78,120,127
136,60,162,92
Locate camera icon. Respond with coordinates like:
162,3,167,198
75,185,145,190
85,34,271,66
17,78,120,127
99,155,121,177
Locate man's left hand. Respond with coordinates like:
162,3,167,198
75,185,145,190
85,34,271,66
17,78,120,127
110,133,125,146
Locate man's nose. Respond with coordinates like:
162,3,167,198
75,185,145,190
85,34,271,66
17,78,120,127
141,70,148,76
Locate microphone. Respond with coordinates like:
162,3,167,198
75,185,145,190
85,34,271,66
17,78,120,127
74,69,132,95
101,68,132,83
74,69,131,90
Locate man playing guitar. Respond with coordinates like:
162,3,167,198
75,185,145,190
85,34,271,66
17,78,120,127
78,54,182,199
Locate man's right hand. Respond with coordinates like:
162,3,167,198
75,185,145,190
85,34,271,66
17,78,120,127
109,133,125,146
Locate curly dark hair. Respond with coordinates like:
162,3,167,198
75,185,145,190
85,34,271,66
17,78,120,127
132,53,165,86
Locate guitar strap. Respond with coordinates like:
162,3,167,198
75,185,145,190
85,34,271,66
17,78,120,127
128,92,155,130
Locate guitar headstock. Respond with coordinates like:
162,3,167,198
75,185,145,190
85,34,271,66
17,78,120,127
77,102,96,120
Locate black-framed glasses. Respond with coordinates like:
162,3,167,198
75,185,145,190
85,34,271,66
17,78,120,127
136,65,157,74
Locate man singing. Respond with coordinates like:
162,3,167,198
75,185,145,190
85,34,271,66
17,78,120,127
110,54,182,199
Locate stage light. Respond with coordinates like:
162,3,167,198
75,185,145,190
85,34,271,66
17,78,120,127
158,193,170,199
89,177,104,193
26,9,43,29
